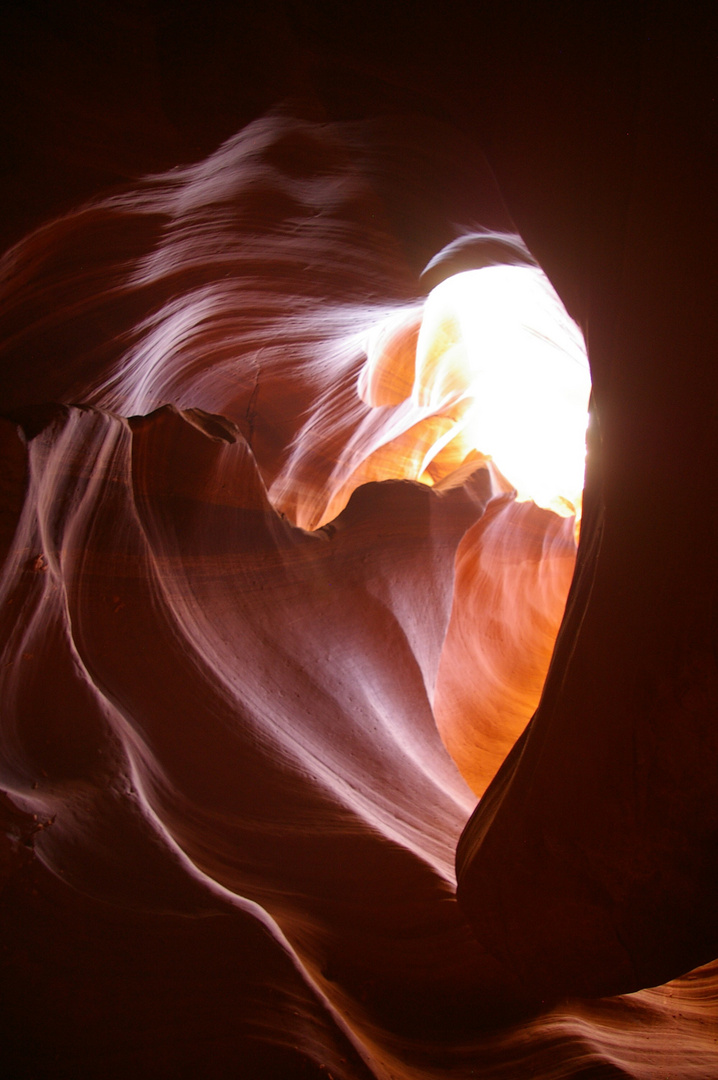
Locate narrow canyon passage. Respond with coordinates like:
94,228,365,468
2,5,718,1079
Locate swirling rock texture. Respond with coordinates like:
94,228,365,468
2,3,718,1078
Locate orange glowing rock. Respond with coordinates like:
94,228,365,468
434,498,577,797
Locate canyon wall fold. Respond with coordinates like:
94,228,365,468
2,5,718,1077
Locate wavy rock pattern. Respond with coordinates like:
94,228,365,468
1,100,717,1080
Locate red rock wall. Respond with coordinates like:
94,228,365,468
2,4,718,1078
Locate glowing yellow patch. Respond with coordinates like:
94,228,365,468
416,266,591,517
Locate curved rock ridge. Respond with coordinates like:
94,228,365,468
1,109,718,1078
3,401,718,1080
0,398,540,1075
0,114,506,531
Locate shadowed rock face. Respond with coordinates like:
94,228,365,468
452,7,718,1002
2,3,718,1078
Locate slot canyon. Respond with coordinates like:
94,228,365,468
2,3,718,1077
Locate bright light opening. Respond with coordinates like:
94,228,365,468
415,266,591,517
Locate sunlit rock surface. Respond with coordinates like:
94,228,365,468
435,498,577,797
2,4,718,1078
